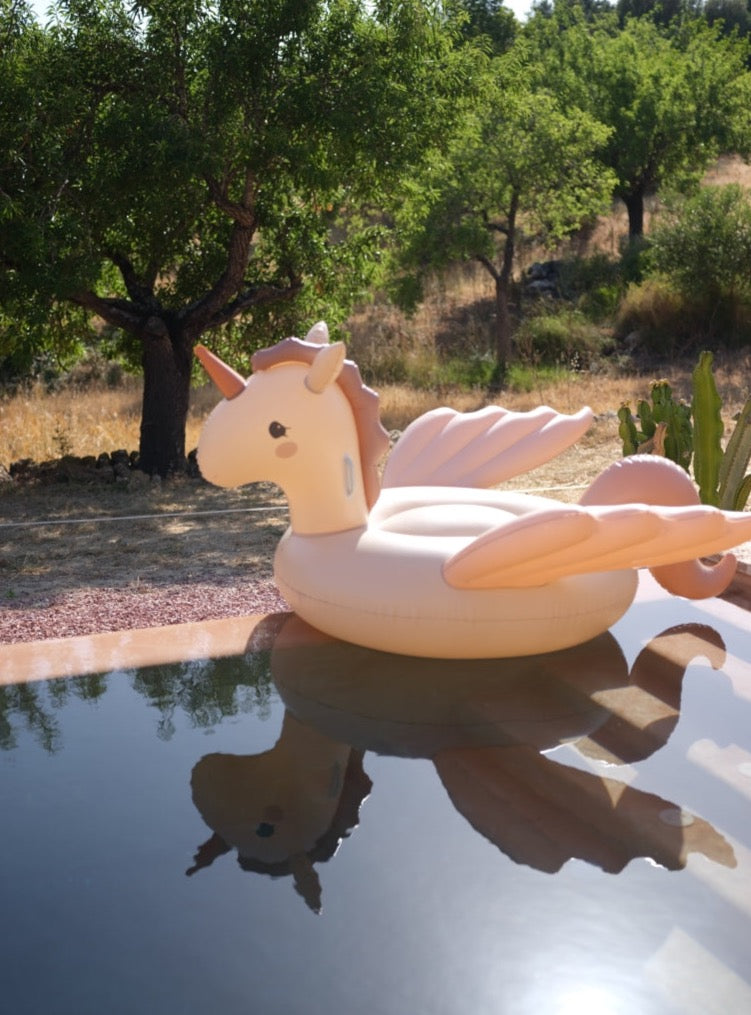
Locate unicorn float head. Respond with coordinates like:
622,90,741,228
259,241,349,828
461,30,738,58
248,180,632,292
196,322,387,535
196,322,751,659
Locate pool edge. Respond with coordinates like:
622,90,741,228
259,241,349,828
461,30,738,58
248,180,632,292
0,612,278,685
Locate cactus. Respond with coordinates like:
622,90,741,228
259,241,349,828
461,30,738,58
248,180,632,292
618,380,693,470
617,404,640,455
617,350,751,510
690,351,724,507
718,396,751,510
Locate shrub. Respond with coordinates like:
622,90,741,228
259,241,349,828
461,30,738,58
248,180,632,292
557,253,624,321
514,310,604,369
652,186,751,300
648,185,751,345
613,278,702,357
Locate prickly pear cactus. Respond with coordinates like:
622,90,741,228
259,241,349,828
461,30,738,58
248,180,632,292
618,351,751,510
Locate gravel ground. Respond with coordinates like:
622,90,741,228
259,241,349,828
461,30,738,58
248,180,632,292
0,579,288,643
0,478,291,644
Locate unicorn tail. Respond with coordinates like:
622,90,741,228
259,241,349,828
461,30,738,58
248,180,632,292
579,455,737,599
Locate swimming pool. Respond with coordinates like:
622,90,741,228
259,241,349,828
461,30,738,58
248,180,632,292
2,574,750,1014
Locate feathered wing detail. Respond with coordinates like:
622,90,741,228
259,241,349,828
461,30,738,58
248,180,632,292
381,405,594,489
579,454,744,598
443,502,751,593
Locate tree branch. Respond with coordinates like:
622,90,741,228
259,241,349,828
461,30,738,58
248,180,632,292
205,169,255,227
475,254,500,281
69,289,144,333
107,250,159,309
201,279,303,332
481,209,509,235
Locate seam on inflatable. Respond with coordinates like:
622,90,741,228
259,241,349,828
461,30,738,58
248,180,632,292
276,577,633,625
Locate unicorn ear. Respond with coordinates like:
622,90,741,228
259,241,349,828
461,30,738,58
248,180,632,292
305,341,346,394
305,321,329,345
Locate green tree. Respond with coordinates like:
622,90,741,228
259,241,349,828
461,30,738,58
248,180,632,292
615,0,702,27
0,0,467,474
391,47,614,369
528,10,751,238
456,0,518,51
703,0,751,40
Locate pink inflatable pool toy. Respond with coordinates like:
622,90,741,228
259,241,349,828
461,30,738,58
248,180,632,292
196,322,751,658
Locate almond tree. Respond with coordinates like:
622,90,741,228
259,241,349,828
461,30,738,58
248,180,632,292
526,8,751,239
390,48,614,371
1,0,467,474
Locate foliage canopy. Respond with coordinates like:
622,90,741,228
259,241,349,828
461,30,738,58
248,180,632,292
1,0,471,472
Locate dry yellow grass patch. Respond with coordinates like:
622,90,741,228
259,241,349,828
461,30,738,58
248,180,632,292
0,379,222,464
2,348,749,468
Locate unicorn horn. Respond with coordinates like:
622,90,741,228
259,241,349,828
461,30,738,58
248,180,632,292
305,321,329,345
195,345,247,400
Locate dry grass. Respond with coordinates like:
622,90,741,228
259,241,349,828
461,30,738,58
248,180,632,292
0,379,218,464
2,343,750,466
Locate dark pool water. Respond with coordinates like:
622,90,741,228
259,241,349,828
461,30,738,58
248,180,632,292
2,582,751,1014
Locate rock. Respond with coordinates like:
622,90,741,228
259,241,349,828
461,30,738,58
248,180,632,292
523,259,562,297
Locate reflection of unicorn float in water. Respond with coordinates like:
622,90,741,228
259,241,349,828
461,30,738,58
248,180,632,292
196,322,751,658
187,710,371,913
186,616,735,908
271,615,735,876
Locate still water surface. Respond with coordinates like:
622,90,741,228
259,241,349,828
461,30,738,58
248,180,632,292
2,583,750,1014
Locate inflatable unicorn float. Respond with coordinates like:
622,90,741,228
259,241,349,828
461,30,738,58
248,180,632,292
196,322,751,659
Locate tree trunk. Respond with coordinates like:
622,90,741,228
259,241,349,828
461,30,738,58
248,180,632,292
494,273,512,369
139,316,193,476
623,190,645,238
494,192,517,372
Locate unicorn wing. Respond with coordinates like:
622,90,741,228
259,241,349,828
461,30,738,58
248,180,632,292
443,501,751,594
381,405,593,490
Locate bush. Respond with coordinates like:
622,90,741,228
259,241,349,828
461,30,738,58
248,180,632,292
514,310,604,369
556,253,624,321
615,278,751,357
613,278,698,356
648,185,751,344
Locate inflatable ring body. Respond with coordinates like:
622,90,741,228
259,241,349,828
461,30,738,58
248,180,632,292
274,488,639,659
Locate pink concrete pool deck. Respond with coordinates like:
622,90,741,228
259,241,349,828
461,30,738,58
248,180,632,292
0,612,272,686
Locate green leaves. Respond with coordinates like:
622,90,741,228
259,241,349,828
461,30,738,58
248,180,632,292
651,184,751,306
524,11,751,237
388,37,615,364
1,0,468,366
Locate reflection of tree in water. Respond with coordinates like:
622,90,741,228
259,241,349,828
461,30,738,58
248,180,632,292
0,673,107,753
1,652,273,752
131,652,274,741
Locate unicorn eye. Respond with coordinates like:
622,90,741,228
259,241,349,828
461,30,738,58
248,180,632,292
268,421,288,439
255,822,275,838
